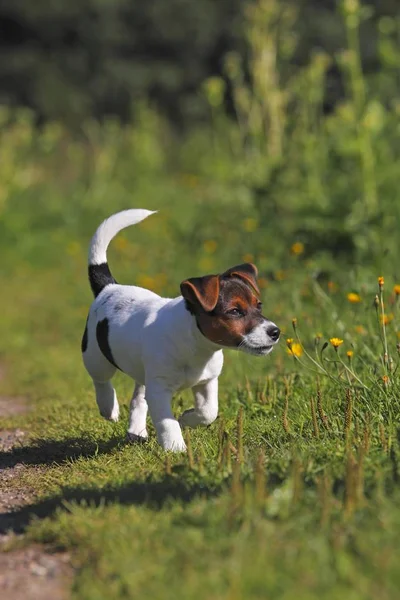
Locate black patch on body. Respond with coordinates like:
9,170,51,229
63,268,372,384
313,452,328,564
96,318,120,370
81,318,89,353
89,263,117,298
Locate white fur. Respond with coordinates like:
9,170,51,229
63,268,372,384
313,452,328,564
82,209,278,452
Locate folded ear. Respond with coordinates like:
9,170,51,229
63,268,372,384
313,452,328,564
223,263,260,295
180,275,220,312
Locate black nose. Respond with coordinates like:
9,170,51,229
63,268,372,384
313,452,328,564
267,326,280,341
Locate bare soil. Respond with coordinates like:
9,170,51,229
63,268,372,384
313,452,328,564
0,370,74,599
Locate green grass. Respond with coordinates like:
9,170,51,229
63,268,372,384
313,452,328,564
2,199,400,599
2,5,400,596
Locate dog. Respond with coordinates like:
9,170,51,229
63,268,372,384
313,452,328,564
82,209,280,452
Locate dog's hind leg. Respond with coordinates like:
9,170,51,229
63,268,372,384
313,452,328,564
179,378,219,428
127,383,148,442
82,321,119,422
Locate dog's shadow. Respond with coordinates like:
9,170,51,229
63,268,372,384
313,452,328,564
0,434,124,469
0,435,221,535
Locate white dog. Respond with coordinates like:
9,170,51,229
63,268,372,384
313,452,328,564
82,209,280,452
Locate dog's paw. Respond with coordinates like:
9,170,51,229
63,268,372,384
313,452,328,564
126,430,148,444
161,438,187,453
156,420,187,452
101,406,120,422
179,408,217,428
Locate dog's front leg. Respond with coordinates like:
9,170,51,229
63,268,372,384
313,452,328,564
179,378,219,428
146,379,187,452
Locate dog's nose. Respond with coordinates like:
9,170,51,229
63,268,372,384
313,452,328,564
267,325,280,341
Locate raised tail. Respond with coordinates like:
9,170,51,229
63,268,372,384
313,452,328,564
88,209,156,297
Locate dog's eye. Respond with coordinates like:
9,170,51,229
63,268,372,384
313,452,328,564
227,308,245,317
257,302,263,311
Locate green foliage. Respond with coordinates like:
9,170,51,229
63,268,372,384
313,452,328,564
1,3,400,598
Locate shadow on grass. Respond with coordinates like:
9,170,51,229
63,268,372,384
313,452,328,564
0,435,124,468
0,476,220,535
0,433,222,535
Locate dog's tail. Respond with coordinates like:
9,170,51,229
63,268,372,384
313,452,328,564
88,209,156,297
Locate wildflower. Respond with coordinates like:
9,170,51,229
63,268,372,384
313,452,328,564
382,375,389,386
291,242,304,256
346,350,354,361
394,285,400,296
314,333,322,345
137,274,156,290
347,292,361,303
330,337,343,349
355,325,367,335
378,276,384,289
198,256,214,272
286,338,294,348
287,342,303,357
243,218,258,233
203,240,217,254
380,313,394,325
292,318,297,330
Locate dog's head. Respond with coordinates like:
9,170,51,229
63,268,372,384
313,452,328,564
181,263,280,356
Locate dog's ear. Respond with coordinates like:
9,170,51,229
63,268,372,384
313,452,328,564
222,263,260,295
180,275,220,312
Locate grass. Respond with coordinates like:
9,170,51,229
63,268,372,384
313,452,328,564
2,205,400,599
2,3,400,597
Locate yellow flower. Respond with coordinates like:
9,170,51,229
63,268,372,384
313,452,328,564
286,338,294,348
198,256,215,272
382,375,389,386
203,240,217,254
378,276,384,288
287,342,303,357
137,274,156,290
347,350,354,359
394,285,400,295
355,325,366,335
347,292,361,303
291,242,304,256
243,218,258,233
330,337,344,349
292,318,297,329
380,313,394,325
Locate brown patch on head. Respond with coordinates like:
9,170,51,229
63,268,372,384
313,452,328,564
222,263,260,296
188,274,265,348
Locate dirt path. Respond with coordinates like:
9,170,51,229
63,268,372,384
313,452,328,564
0,371,74,599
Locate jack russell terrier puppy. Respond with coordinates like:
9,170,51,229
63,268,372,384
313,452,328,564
82,209,280,452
